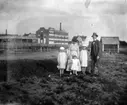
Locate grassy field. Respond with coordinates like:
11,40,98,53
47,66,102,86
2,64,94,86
0,51,58,60
0,48,127,105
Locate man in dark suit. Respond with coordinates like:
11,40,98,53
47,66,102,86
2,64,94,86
90,32,101,76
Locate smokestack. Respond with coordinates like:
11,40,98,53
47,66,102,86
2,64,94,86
60,22,62,31
5,29,7,35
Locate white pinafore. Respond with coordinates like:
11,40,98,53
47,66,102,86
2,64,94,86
80,40,89,67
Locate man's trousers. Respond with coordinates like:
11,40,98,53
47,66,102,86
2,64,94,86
91,56,99,74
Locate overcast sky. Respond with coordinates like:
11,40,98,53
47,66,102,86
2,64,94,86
0,0,127,41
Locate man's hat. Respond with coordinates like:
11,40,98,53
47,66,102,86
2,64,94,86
92,32,98,37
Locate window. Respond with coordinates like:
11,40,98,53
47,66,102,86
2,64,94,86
49,41,54,44
49,33,55,36
104,44,117,53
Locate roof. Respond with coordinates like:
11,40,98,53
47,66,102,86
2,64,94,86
0,35,37,40
36,27,68,35
54,30,68,35
101,37,119,44
0,34,18,36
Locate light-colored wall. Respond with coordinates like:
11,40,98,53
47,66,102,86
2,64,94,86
117,44,119,53
48,33,68,45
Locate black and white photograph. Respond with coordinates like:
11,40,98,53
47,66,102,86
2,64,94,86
0,0,127,105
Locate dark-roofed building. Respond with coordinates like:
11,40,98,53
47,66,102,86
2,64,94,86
100,37,119,53
36,25,69,45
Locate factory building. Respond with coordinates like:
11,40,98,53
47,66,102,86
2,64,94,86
36,23,69,45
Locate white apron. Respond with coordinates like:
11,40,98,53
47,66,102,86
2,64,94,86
80,39,89,67
80,49,88,67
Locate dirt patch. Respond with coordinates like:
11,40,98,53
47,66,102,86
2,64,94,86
0,53,127,105
0,73,126,105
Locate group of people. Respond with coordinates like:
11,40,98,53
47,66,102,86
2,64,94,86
57,32,101,77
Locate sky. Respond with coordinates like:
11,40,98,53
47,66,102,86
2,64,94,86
0,0,127,41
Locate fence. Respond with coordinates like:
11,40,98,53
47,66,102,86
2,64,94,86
0,42,67,54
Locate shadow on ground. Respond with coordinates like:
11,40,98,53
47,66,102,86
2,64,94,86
0,59,58,81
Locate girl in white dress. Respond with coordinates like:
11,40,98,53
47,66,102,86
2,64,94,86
71,55,81,75
57,47,67,77
80,37,89,74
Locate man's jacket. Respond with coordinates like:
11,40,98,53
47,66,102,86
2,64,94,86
91,40,101,57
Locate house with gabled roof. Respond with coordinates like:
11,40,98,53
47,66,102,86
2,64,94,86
100,37,119,53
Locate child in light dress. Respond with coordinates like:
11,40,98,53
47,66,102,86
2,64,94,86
57,47,67,77
71,55,81,75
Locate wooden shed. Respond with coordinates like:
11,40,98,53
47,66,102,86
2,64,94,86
100,37,119,53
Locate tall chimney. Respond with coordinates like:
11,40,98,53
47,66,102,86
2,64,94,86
60,22,62,31
5,29,7,35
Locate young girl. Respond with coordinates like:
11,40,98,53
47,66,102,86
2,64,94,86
71,55,81,75
80,37,89,75
57,47,67,77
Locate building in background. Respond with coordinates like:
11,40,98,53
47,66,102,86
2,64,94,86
0,23,69,53
0,33,37,44
36,27,48,44
0,33,38,52
36,23,69,45
100,37,119,53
